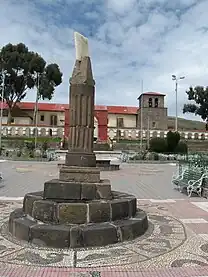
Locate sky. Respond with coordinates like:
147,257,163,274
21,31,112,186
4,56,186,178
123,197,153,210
0,0,208,121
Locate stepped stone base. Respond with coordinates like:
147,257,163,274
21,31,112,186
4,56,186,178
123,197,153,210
43,179,112,200
23,191,137,224
9,163,148,248
9,208,148,248
59,166,100,183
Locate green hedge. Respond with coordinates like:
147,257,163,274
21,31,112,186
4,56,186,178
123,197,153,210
2,136,61,142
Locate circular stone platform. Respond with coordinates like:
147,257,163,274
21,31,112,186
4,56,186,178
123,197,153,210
9,191,148,248
0,205,187,269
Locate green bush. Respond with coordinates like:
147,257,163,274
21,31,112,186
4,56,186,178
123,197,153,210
154,153,159,160
166,131,180,152
42,141,49,151
174,141,188,154
149,138,167,153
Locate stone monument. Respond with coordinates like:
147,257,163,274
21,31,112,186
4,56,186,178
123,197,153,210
8,32,148,248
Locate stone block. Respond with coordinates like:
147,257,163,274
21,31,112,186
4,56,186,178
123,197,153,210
44,179,81,200
88,202,111,223
128,197,137,217
114,211,148,241
70,226,83,248
9,208,25,233
81,183,96,200
65,152,96,167
23,192,43,215
57,203,87,224
96,180,112,199
111,199,129,221
82,223,118,247
11,217,37,241
30,224,70,248
32,200,55,223
59,166,100,183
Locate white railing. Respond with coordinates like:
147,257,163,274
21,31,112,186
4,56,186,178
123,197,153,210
108,128,208,140
1,124,64,137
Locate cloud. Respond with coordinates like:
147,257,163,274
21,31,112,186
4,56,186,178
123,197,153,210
0,0,208,122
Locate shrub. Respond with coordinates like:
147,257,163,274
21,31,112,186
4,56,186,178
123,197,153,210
42,140,49,152
174,141,188,154
149,137,167,153
62,139,68,150
166,131,180,152
16,150,22,157
154,153,159,160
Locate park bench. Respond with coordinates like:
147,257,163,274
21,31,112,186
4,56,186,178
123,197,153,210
187,172,208,197
172,167,203,193
201,174,208,199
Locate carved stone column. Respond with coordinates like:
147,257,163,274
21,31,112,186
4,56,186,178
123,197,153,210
65,57,96,167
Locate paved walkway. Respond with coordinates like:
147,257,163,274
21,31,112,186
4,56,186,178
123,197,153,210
0,161,183,199
0,161,207,276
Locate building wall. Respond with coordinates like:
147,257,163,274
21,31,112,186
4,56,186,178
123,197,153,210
137,94,168,130
137,107,168,130
94,109,108,141
26,110,65,126
2,116,31,125
108,113,137,128
139,94,165,108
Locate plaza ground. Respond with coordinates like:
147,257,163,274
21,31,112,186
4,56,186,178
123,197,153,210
0,161,207,277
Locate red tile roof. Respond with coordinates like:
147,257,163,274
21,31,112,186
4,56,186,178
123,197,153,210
94,105,108,111
1,102,137,114
107,106,138,114
1,102,68,111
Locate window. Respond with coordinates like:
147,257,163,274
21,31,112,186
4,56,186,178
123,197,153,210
11,118,14,123
50,115,57,126
148,98,152,107
116,117,124,128
40,115,44,121
155,98,158,108
152,122,156,128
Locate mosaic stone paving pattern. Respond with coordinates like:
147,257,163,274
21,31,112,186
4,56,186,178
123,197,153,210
0,199,208,272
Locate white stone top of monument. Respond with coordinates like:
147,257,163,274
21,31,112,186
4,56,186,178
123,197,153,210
74,32,89,61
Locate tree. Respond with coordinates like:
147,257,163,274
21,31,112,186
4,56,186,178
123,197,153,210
166,131,180,152
149,137,167,153
174,141,188,154
0,43,63,123
183,86,208,127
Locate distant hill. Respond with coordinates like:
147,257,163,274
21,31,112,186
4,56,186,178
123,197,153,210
168,117,205,131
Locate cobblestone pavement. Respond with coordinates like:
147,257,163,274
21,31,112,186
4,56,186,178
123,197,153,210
0,161,208,276
0,199,208,276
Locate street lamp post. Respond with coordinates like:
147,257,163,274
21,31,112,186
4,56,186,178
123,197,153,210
140,79,143,150
0,70,5,152
172,75,185,132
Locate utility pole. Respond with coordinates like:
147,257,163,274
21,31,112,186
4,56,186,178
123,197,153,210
0,70,5,153
172,75,185,132
140,79,143,150
147,116,150,149
34,73,39,149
